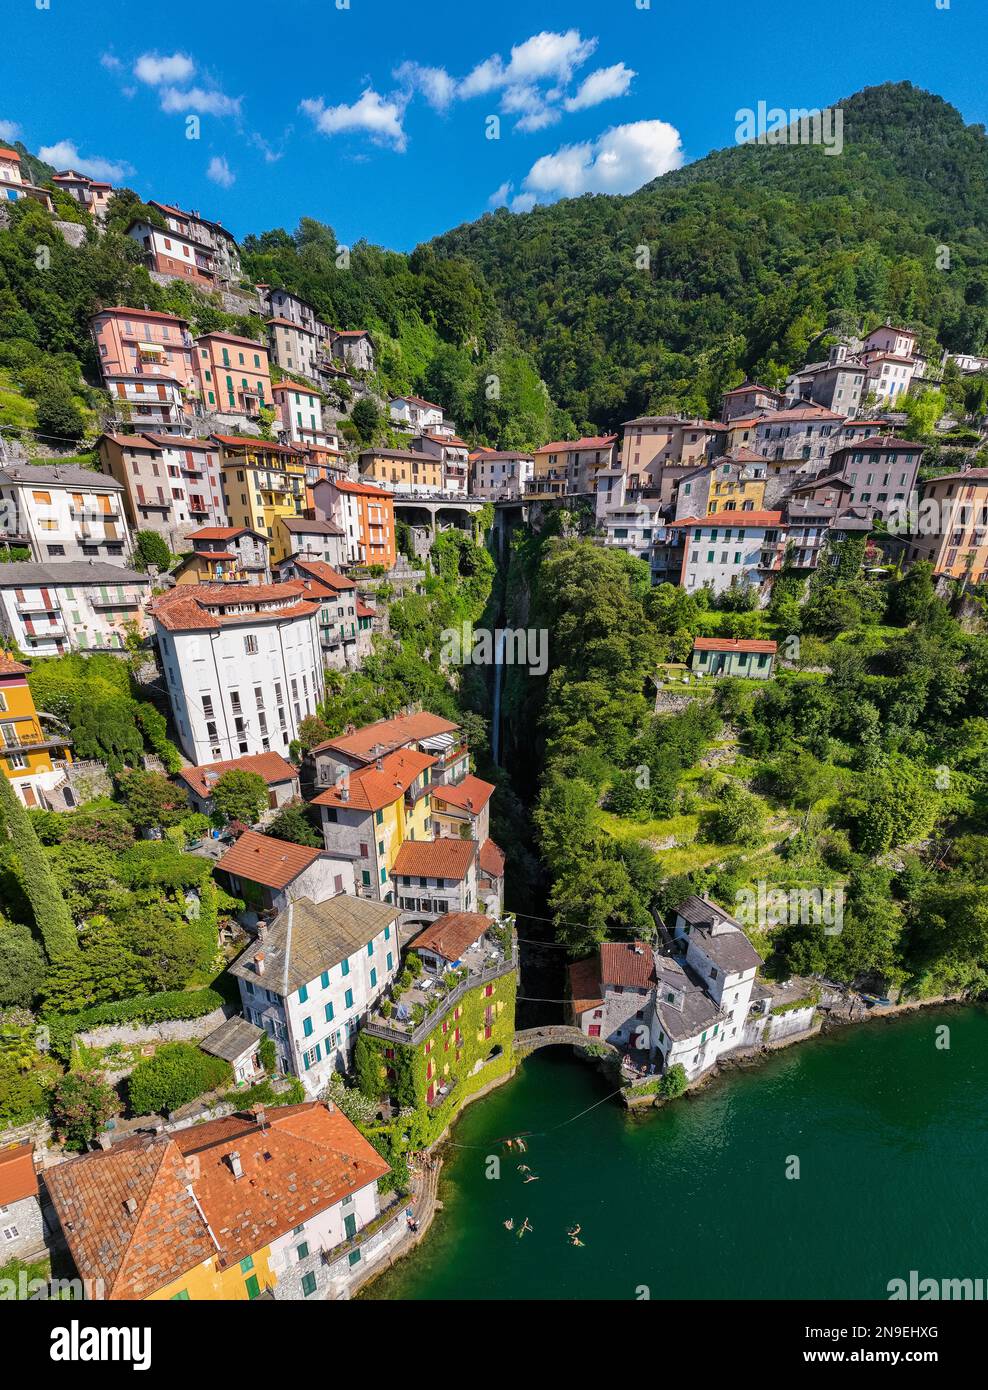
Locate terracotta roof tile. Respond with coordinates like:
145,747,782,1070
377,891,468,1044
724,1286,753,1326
693,637,777,655
392,838,477,881
312,712,459,763
216,829,322,889
0,1143,37,1204
46,1103,388,1301
568,958,603,1016
409,911,492,963
600,941,656,989
312,748,435,813
478,838,505,879
178,753,298,801
432,775,495,815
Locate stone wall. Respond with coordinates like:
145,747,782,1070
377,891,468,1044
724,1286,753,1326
74,1005,229,1052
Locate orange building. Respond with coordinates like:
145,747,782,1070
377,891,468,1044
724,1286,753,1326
0,653,72,807
194,332,272,420
311,476,396,569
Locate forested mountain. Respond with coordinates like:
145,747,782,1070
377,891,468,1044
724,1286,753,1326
430,83,988,431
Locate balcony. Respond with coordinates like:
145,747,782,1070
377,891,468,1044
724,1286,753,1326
70,506,120,521
89,593,141,609
15,598,58,615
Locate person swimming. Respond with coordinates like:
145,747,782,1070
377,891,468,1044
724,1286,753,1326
517,1163,530,1173
522,1173,540,1184
503,1217,514,1231
567,1224,581,1238
518,1217,533,1238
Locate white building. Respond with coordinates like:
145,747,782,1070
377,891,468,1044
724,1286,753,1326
153,581,324,763
670,509,786,605
0,464,131,563
0,561,150,657
231,893,401,1092
389,395,445,433
598,497,668,580
469,450,535,500
272,381,334,452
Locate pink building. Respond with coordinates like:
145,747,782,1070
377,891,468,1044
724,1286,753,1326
91,307,198,430
51,170,114,219
126,218,216,287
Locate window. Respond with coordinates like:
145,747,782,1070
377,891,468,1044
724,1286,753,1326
244,634,258,654
296,1242,309,1260
320,971,330,989
341,958,350,977
240,1256,254,1273
344,988,353,1010
375,809,384,825
303,1017,313,1038
298,984,308,1003
370,967,377,989
301,1272,317,1298
325,1002,334,1022
245,1274,260,1299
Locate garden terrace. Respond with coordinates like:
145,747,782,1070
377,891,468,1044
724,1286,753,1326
363,927,517,1048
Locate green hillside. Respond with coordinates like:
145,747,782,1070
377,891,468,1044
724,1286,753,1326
430,82,988,430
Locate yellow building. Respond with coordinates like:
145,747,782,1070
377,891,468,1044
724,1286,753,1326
216,435,308,562
705,452,770,514
0,652,72,807
46,1102,390,1301
313,747,435,901
358,447,442,492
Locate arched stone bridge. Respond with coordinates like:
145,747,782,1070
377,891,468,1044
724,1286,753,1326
513,1025,616,1057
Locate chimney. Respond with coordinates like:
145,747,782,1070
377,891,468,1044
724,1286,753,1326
375,757,384,771
254,951,266,975
257,922,267,942
228,1151,243,1179
254,1106,266,1130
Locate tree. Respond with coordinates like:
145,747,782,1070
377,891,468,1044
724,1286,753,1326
50,1072,120,1151
0,917,46,1007
296,714,330,753
132,530,171,573
351,396,380,441
707,781,765,846
659,1063,688,1099
34,379,85,444
128,1043,232,1115
267,801,321,847
211,769,268,825
117,769,185,833
0,773,76,960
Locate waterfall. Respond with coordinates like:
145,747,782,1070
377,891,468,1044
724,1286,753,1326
491,627,506,766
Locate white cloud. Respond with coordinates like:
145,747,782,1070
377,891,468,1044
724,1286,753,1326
515,107,562,134
134,52,195,86
159,86,241,117
564,63,636,113
100,53,122,73
0,119,20,142
489,180,513,207
394,61,456,112
519,119,684,202
37,139,132,181
300,89,407,152
460,29,596,100
511,193,537,214
206,155,235,188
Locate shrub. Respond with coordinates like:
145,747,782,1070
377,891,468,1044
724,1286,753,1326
659,1063,688,1099
50,1071,120,1150
45,987,226,1060
128,1043,232,1115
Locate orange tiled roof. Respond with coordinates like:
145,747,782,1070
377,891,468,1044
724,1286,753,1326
568,958,603,1016
410,911,491,962
178,753,298,801
313,711,459,763
0,1143,37,1204
478,838,505,879
312,748,435,813
187,526,264,541
693,637,777,654
0,652,29,677
600,941,656,989
291,558,355,593
215,829,322,889
152,583,318,632
670,510,784,529
433,775,495,815
46,1103,389,1301
392,838,477,881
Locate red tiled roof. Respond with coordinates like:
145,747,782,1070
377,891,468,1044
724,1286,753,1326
537,435,617,452
391,395,442,411
291,558,355,593
756,405,844,423
272,380,320,396
197,331,268,349
0,149,21,162
45,1103,388,1301
211,435,301,456
478,838,505,879
178,753,298,801
312,748,436,813
921,468,988,485
392,838,477,881
313,711,459,763
0,652,30,677
152,583,318,632
410,911,491,962
671,510,784,528
331,477,393,499
433,775,495,815
215,829,322,889
190,550,235,561
0,1143,37,1205
832,437,923,452
600,941,656,989
188,526,265,541
356,600,376,619
693,637,777,655
568,958,603,1016
94,306,189,324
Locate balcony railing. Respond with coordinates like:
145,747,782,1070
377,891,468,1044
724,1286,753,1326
363,947,517,1048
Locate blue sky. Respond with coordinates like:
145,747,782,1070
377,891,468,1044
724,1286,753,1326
1,0,986,251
